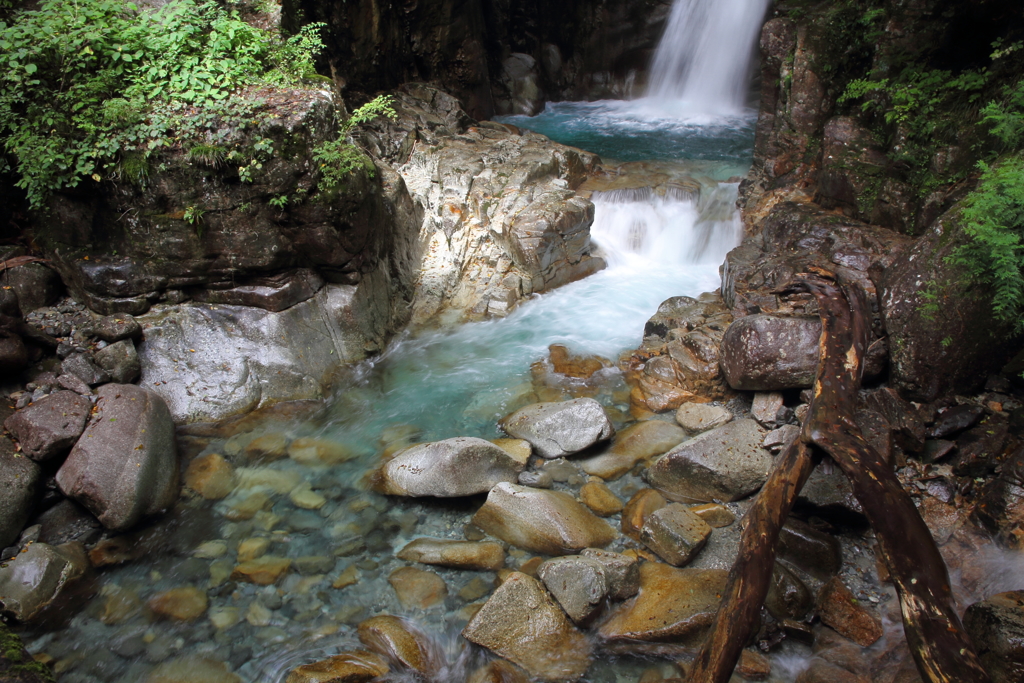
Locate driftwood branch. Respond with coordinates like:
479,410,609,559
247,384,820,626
687,270,990,683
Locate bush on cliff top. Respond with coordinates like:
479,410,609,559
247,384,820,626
0,0,327,209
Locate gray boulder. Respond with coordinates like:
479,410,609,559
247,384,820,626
639,504,712,566
646,418,771,503
0,437,41,549
61,352,109,386
675,403,732,434
56,384,179,531
537,555,608,625
4,390,91,462
94,339,141,384
0,542,88,622
374,437,524,497
580,548,640,601
87,314,142,342
499,398,614,459
720,315,821,391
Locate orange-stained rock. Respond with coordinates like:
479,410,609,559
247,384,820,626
356,615,442,677
396,538,506,571
184,453,235,500
548,344,611,379
230,556,291,585
621,488,667,540
471,483,617,555
285,650,389,683
579,421,687,480
689,503,736,528
598,562,728,645
816,578,883,647
388,567,448,609
243,433,289,462
467,658,531,683
463,572,592,681
147,586,208,621
579,481,624,516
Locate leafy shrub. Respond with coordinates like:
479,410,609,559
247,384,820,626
313,95,396,190
0,0,328,209
950,154,1024,332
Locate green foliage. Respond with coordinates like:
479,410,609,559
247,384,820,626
981,79,1024,151
0,0,327,209
182,204,204,224
268,194,288,208
188,143,227,168
313,95,396,191
950,154,1024,332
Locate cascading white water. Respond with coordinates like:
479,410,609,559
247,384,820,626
590,183,744,268
646,0,772,114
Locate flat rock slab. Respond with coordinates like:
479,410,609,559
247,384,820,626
579,420,686,480
396,538,506,571
646,418,770,503
640,503,712,566
463,572,592,682
4,390,91,462
471,482,617,555
598,562,728,646
500,398,614,459
675,403,733,434
374,437,523,497
720,315,821,391
55,384,179,531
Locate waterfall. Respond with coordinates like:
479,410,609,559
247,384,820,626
590,183,744,267
646,0,772,114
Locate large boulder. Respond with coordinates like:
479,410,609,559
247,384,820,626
646,418,771,502
374,437,524,497
55,384,179,531
963,590,1024,683
720,315,821,391
499,398,614,459
471,483,617,555
463,572,592,682
881,215,1024,402
0,436,41,549
0,542,88,622
4,390,91,462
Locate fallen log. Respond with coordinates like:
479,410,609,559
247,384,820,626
687,270,990,683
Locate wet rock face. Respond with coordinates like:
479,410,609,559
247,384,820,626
0,436,41,551
0,541,88,622
881,217,1024,402
374,437,524,497
3,390,91,462
463,572,592,682
720,314,821,391
362,85,605,324
500,398,614,459
471,482,618,555
974,446,1024,550
55,384,179,531
963,590,1024,683
290,0,673,119
646,418,770,503
46,92,419,322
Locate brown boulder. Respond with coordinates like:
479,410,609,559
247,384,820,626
816,578,883,647
357,615,442,677
720,315,821,391
579,420,687,480
285,651,389,683
463,572,592,681
388,567,448,609
396,538,506,571
3,391,91,462
471,483,617,555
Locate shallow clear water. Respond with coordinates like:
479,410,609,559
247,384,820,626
499,99,756,176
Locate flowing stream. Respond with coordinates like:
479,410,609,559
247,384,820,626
19,1,798,681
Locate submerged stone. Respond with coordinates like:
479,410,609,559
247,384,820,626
285,651,389,683
357,615,441,677
396,538,506,571
388,567,448,609
579,420,686,480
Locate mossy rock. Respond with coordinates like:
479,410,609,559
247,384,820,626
0,623,55,683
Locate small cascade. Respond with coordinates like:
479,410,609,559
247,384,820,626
590,182,743,268
646,0,772,114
